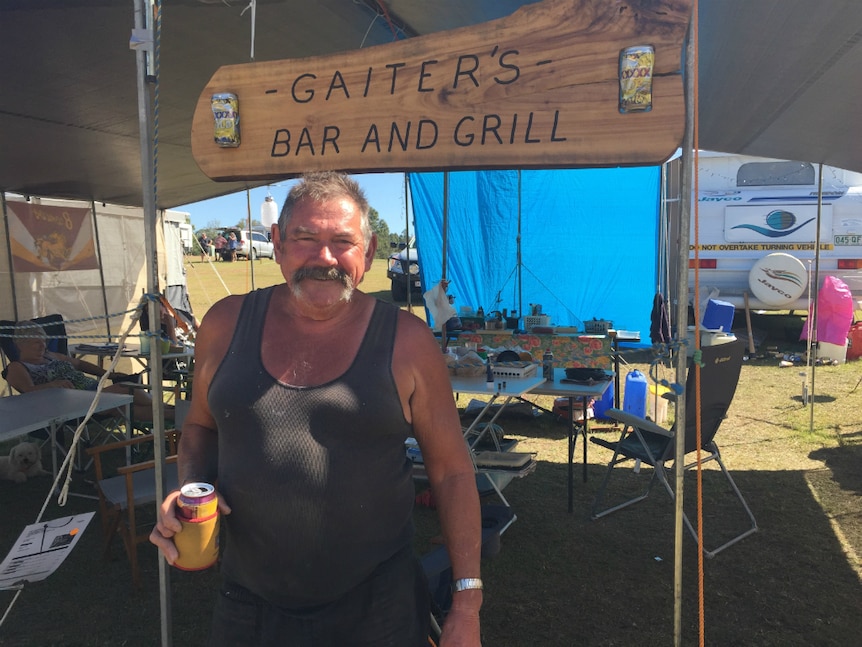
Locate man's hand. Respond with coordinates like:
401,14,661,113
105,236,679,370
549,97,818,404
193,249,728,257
149,490,183,565
149,490,231,565
439,602,482,646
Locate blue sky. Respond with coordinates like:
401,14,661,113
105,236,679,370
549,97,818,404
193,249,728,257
177,172,412,235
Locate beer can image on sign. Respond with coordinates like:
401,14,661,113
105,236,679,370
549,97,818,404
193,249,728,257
211,92,240,147
619,45,654,113
174,482,220,571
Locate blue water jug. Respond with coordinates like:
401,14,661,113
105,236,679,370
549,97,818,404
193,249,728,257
592,381,615,421
623,370,648,419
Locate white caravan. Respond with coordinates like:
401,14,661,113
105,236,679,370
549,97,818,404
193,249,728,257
686,152,862,310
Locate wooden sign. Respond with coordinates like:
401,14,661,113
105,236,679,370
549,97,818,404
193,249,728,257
191,0,691,181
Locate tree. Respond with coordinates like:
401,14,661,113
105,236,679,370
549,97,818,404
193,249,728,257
235,218,262,229
367,207,392,259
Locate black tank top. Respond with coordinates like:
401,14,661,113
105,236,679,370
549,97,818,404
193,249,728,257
208,288,415,608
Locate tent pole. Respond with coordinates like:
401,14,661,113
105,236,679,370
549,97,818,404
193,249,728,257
404,173,418,314
809,163,824,433
517,170,523,324
673,8,698,646
246,188,255,291
90,200,112,340
0,193,19,320
442,171,449,282
405,174,413,311
133,0,172,644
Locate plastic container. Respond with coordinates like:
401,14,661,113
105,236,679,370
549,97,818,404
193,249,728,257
648,383,670,424
592,381,615,421
623,370,648,419
542,349,554,381
818,340,847,364
685,326,737,356
702,298,735,332
139,333,171,355
847,322,862,361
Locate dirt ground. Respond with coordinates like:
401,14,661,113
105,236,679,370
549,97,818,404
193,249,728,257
1,269,860,645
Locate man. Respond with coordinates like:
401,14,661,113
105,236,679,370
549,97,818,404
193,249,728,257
213,233,227,261
151,172,482,646
198,232,211,263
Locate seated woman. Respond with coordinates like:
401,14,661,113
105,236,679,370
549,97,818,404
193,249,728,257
5,321,173,422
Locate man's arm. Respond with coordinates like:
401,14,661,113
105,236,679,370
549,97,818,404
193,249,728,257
149,295,242,562
394,312,482,646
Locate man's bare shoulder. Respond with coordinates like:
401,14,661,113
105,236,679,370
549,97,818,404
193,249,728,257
197,295,246,341
393,307,445,359
394,306,435,336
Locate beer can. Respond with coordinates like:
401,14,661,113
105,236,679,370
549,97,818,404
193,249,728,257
177,482,218,520
174,482,220,571
211,92,241,147
618,45,654,113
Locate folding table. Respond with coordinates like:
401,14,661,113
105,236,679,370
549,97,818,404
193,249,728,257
529,368,613,512
450,373,546,450
0,389,133,481
70,342,194,375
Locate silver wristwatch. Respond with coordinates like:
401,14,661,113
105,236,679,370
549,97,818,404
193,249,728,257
452,577,484,592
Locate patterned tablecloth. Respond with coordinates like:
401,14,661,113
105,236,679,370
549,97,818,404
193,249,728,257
455,332,611,369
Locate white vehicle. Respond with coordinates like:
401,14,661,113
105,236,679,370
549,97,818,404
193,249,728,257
683,152,862,310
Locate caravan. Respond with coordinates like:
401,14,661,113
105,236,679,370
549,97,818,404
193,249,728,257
685,152,862,310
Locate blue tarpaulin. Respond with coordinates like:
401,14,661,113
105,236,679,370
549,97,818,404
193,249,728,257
409,168,660,337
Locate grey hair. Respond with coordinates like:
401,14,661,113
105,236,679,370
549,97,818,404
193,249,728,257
13,321,47,345
278,172,372,247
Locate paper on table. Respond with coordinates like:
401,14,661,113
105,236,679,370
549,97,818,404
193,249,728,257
0,512,95,590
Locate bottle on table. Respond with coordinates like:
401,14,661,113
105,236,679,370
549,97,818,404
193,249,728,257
542,348,554,381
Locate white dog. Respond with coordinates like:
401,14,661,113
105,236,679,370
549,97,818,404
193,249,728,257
0,441,49,483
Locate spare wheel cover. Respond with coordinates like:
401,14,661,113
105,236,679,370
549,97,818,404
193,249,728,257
748,252,808,307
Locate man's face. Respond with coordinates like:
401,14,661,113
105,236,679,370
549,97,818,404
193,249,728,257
273,196,377,309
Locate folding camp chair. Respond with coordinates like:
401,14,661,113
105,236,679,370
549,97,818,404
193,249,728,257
590,341,757,557
87,428,182,586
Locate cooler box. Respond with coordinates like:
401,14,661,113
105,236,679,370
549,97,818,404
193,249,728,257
686,327,737,357
818,340,847,364
702,298,735,332
592,381,615,421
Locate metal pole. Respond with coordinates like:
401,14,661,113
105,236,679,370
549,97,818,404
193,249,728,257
809,164,824,433
673,8,698,645
90,200,112,340
517,170,523,324
442,171,449,281
405,175,413,310
132,0,171,644
0,193,20,320
246,188,255,291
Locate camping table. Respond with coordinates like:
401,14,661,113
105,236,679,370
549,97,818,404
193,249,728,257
71,343,194,398
0,389,133,481
71,343,194,374
529,369,614,512
450,373,546,450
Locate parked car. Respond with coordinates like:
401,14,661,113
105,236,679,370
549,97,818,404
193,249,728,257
219,228,274,260
387,239,421,300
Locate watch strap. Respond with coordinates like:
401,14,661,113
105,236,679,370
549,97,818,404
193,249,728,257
452,577,484,592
